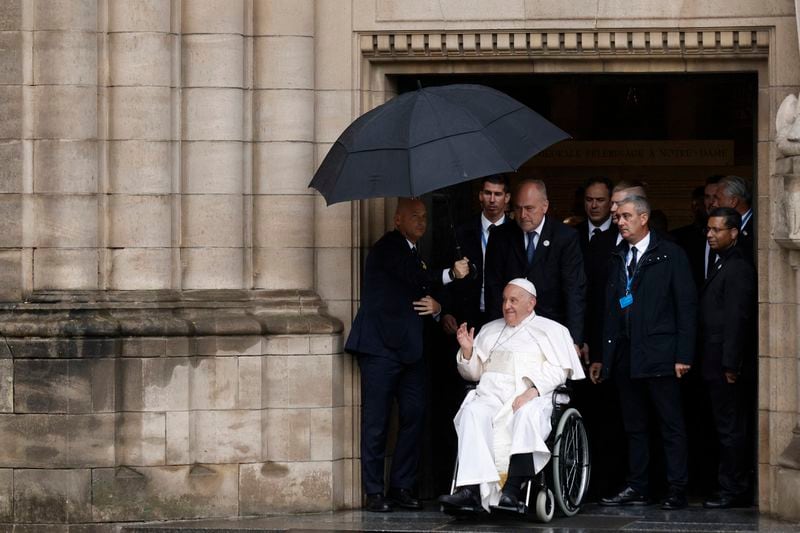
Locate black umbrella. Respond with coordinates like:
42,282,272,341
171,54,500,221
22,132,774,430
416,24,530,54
309,83,570,205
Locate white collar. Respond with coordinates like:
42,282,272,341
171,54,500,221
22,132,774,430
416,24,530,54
532,216,546,235
406,239,416,249
481,213,505,233
628,231,651,256
589,217,611,233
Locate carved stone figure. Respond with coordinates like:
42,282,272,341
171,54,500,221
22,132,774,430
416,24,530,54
777,93,800,156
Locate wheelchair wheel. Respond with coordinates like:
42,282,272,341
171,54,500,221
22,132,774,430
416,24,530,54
534,488,554,522
551,407,590,517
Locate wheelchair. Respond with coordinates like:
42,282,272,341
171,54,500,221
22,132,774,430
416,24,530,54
443,385,591,522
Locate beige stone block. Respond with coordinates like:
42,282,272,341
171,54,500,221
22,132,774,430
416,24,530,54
109,0,171,32
254,89,314,142
315,197,352,248
262,335,310,356
774,18,800,87
770,411,796,466
182,88,243,141
315,247,351,301
165,411,190,464
182,34,244,88
775,356,798,412
0,194,21,247
240,461,333,513
109,32,172,87
33,195,97,247
309,335,342,355
118,357,189,411
253,194,313,248
776,467,800,521
33,249,98,290
92,464,238,521
253,141,314,195
108,194,171,247
315,90,354,143
314,1,351,89
13,359,114,414
182,141,243,194
253,246,313,290
254,36,313,89
264,354,333,408
109,86,171,141
758,303,769,357
758,356,770,411
32,86,97,140
769,304,797,358
0,86,21,139
254,0,314,36
758,408,769,465
238,356,262,409
108,140,172,194
33,0,96,31
115,412,166,466
0,360,11,413
181,247,244,289
190,409,261,462
194,336,261,357
0,142,22,192
182,193,243,247
263,407,342,461
0,31,22,84
0,468,10,521
109,248,172,290
33,140,97,193
33,30,97,85
14,468,91,523
758,462,773,510
0,0,21,31
324,300,352,340
188,357,237,410
182,0,244,34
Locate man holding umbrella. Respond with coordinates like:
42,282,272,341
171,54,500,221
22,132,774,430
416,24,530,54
345,198,470,512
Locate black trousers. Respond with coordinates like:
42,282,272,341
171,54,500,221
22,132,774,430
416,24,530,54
706,378,749,497
613,343,689,495
358,354,426,495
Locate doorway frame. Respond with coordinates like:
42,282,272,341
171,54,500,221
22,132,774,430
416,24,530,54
349,25,778,511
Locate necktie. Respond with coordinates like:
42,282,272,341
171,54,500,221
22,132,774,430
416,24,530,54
627,245,638,280
591,227,601,240
526,231,537,265
706,250,718,278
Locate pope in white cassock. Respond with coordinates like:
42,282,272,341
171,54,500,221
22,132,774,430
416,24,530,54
439,278,585,513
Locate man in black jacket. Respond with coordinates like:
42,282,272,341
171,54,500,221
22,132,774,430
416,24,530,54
484,179,586,348
345,198,469,512
699,207,756,509
710,175,754,260
592,195,697,510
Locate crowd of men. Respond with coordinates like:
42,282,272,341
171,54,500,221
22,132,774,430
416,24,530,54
345,173,757,514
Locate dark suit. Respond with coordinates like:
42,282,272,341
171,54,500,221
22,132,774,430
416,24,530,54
442,215,510,331
484,216,586,344
699,244,756,498
671,222,707,290
586,225,620,357
577,218,611,261
738,211,754,260
601,230,697,495
345,229,440,496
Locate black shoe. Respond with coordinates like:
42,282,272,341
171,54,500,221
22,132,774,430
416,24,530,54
599,486,651,506
365,493,392,512
388,488,422,510
496,492,520,509
703,494,750,509
439,487,481,511
662,488,688,510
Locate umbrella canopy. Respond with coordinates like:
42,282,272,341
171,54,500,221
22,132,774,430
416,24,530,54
310,83,570,205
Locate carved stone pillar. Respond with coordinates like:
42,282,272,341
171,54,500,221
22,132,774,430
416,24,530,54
30,0,99,290
107,0,174,289
252,0,315,290
181,0,246,288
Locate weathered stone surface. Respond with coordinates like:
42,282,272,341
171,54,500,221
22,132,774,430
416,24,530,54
262,354,335,408
13,359,117,413
108,32,171,87
0,0,22,31
109,249,173,291
182,88,244,141
165,411,189,465
253,194,314,248
0,250,22,302
176,248,245,289
33,249,99,291
190,409,261,463
0,31,22,84
0,141,22,193
262,407,340,461
239,461,334,514
181,194,243,247
187,356,238,409
108,195,171,248
32,86,97,140
91,464,238,521
193,336,261,356
237,355,262,409
181,0,244,35
776,466,800,521
109,87,171,141
253,247,314,290
118,358,189,412
0,469,10,521
33,31,97,85
182,141,244,194
253,0,314,36
0,86,22,139
0,360,11,412
108,0,171,32
253,89,314,142
33,195,98,247
34,140,98,194
252,141,314,195
115,412,166,466
33,0,97,31
108,140,171,194
14,468,92,523
254,36,314,89
0,194,22,247
182,34,244,88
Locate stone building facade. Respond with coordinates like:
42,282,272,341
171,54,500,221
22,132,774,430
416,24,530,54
0,0,799,528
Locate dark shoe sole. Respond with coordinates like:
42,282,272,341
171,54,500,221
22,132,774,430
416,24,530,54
389,501,423,510
598,499,652,507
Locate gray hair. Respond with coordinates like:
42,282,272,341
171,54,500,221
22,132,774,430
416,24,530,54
517,179,548,201
718,175,752,205
618,195,651,216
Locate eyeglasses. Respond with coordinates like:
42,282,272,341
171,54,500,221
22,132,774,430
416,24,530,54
705,226,732,234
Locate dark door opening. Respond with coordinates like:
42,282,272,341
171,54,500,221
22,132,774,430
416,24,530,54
397,72,758,502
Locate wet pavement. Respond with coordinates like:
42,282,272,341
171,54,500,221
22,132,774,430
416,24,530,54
122,502,800,532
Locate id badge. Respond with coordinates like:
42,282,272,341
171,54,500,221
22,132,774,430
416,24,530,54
619,293,633,309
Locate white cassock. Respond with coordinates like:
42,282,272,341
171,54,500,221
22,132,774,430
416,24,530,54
453,312,585,511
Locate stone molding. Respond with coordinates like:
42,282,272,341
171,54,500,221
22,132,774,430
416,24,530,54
359,29,770,58
0,290,343,339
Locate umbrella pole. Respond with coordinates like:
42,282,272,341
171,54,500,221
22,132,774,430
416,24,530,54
445,191,477,280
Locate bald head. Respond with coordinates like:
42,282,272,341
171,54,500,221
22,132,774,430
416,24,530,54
394,198,427,243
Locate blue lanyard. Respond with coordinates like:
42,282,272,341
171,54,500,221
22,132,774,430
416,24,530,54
624,248,642,294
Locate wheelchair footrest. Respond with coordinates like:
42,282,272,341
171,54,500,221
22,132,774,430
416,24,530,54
440,504,486,517
490,503,528,515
